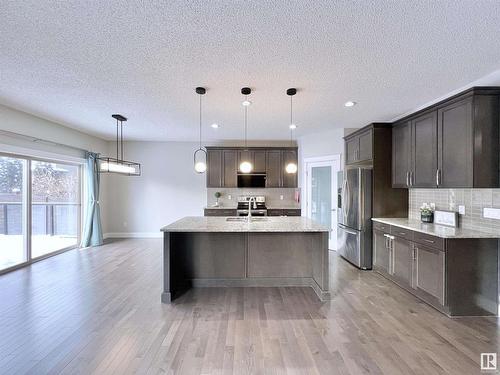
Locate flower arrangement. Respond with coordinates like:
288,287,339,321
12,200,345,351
419,203,434,223
214,191,222,207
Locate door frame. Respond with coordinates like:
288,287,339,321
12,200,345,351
302,154,341,250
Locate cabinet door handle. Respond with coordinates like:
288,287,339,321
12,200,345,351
410,171,413,187
436,169,440,186
406,171,409,187
412,247,417,260
424,239,435,244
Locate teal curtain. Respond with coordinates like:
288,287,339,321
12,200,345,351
81,152,103,247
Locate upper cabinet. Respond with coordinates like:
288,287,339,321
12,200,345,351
345,128,373,165
392,88,500,188
206,147,298,188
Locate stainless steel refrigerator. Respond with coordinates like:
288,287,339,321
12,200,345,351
337,168,372,269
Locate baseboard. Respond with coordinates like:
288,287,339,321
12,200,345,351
104,232,162,239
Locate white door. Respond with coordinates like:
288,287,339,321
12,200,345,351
304,155,341,250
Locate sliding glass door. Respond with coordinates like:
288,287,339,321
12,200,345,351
0,156,27,271
0,153,81,272
31,161,80,258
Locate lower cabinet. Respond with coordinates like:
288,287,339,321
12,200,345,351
373,230,391,274
372,222,499,317
204,209,237,217
413,243,445,305
391,236,413,288
267,209,301,217
373,227,446,312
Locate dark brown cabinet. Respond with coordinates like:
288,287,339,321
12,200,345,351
223,150,238,187
265,150,282,187
411,112,438,188
238,150,267,173
267,209,301,216
391,236,413,287
437,97,473,187
281,150,298,187
206,147,298,188
207,150,222,187
204,209,237,217
345,129,373,165
392,122,411,188
413,243,445,305
373,230,390,275
392,88,500,189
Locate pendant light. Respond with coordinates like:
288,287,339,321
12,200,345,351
194,87,207,173
239,87,253,174
98,114,141,175
285,88,298,174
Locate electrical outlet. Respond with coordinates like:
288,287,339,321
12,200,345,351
228,195,232,200
484,208,500,220
458,205,465,215
430,203,436,210
280,195,284,200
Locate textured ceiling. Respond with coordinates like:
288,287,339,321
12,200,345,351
1,1,500,141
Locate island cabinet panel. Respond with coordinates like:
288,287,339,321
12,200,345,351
267,209,301,217
392,122,411,188
171,233,246,279
204,209,237,217
206,150,222,187
266,150,282,187
437,97,473,187
247,233,313,278
411,111,438,188
223,150,238,187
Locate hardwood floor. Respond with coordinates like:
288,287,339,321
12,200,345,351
0,239,498,374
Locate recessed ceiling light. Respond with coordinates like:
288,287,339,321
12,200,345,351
211,123,219,129
242,100,252,106
289,124,297,130
344,101,356,107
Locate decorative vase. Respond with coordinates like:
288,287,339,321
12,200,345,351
421,212,434,223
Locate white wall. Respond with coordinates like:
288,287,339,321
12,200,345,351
0,104,111,233
104,141,206,237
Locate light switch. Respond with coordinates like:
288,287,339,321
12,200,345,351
280,195,284,200
228,195,232,200
458,205,465,215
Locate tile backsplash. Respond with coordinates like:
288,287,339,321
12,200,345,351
409,189,500,231
207,188,300,208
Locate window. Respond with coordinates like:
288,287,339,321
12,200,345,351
0,153,82,272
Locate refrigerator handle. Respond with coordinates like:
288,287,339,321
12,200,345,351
341,178,348,223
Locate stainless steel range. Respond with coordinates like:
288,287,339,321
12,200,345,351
236,195,267,216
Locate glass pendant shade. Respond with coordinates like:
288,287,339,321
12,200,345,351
285,162,298,174
239,160,253,174
194,148,207,174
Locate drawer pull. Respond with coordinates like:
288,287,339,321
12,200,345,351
424,239,435,244
398,232,406,235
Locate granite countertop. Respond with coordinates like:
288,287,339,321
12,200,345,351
162,216,328,233
372,218,500,239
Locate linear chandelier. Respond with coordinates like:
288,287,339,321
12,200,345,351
98,114,141,176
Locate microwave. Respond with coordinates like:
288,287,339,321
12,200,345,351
237,173,266,188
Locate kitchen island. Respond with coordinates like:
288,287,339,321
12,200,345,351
161,216,330,303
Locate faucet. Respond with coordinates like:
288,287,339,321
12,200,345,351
248,197,257,221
